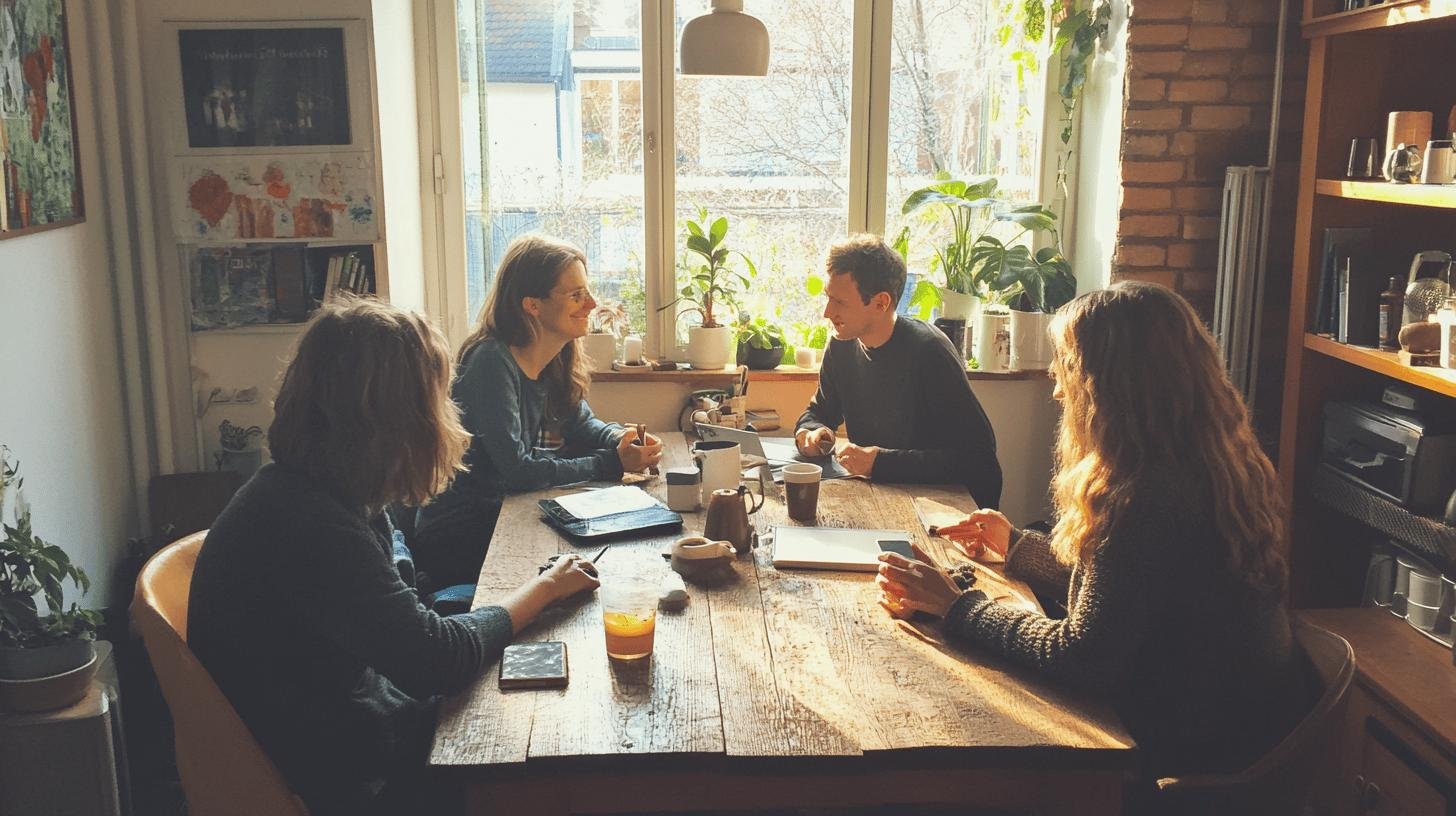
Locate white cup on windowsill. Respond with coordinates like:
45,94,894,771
794,347,815,369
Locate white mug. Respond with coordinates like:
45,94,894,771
1421,140,1456,184
691,440,741,505
976,307,1011,373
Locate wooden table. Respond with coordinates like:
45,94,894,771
431,434,1134,815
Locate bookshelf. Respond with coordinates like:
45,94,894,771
1283,4,1456,811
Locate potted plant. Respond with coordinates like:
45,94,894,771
0,447,104,710
583,300,630,373
735,315,787,370
899,177,1061,326
661,207,756,369
994,244,1076,371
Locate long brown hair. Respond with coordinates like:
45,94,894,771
269,298,469,512
459,233,592,422
1047,282,1287,597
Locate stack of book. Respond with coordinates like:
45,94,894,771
318,249,374,302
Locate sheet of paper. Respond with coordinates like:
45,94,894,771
554,485,659,520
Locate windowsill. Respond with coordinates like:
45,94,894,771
591,364,1050,383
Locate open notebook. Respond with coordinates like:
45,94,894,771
771,526,914,572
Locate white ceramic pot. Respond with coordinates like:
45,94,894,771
1009,309,1054,371
687,324,734,370
581,333,617,373
976,306,1012,374
938,288,977,321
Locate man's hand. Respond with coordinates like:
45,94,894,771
795,426,836,457
836,443,879,478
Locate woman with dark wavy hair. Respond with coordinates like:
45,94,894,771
878,281,1307,782
188,299,599,815
414,234,662,590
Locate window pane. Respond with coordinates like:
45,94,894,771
460,0,647,331
673,0,853,344
884,0,1045,300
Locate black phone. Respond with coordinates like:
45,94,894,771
877,539,915,559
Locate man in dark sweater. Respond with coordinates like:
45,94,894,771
795,234,1003,508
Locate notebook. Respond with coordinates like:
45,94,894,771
538,486,683,541
771,525,914,572
694,424,850,481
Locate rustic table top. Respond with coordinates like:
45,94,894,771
431,433,1132,771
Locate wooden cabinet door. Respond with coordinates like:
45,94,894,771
1346,688,1456,816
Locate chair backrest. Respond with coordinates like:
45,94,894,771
131,531,310,816
1155,618,1357,815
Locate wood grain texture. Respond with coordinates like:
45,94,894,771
433,434,1134,809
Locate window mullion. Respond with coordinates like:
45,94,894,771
853,0,892,237
642,0,676,359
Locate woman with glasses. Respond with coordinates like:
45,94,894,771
413,234,662,591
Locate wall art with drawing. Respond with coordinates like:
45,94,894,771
173,154,377,241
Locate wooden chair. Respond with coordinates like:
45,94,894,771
131,531,309,816
1154,618,1356,815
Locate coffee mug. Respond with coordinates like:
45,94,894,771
691,439,741,505
781,462,823,522
975,307,1011,374
1383,143,1424,183
1422,140,1456,184
670,535,736,580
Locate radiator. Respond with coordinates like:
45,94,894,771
1214,166,1271,408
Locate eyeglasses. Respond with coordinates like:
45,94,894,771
552,287,594,305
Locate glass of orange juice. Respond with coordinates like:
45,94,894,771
600,577,657,660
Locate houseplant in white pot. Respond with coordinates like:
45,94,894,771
0,447,104,711
900,177,1061,330
583,300,630,373
990,239,1076,370
662,207,756,369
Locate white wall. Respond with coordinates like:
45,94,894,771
591,376,1057,525
0,9,135,606
1071,0,1129,293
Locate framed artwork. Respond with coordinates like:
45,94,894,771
178,26,351,149
0,0,84,239
170,153,378,242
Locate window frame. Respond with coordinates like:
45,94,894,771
425,0,1065,356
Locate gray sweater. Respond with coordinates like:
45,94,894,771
188,464,513,815
944,468,1308,777
797,317,1002,508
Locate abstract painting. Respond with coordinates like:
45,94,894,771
179,27,351,149
0,0,83,238
172,153,378,241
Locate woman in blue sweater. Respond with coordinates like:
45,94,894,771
188,299,600,815
414,234,662,589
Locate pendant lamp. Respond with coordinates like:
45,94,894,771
679,0,770,76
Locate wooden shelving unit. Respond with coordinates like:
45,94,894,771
1315,178,1456,208
1283,5,1456,810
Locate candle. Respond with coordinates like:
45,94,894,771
623,334,643,364
794,347,815,369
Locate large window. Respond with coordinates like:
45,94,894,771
455,0,1048,352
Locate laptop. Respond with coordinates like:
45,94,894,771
771,526,914,572
694,423,850,481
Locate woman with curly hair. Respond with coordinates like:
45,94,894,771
877,281,1308,781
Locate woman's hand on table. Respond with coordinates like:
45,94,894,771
935,509,1012,561
876,552,963,620
537,554,601,601
617,428,663,472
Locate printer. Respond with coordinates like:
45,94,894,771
1321,396,1456,514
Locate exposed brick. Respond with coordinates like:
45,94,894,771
1229,77,1273,103
1130,51,1186,76
1115,243,1168,267
1188,25,1251,50
1241,53,1276,76
1183,216,1221,240
1129,78,1168,102
1171,132,1200,156
1132,0,1196,19
1175,186,1223,212
1169,79,1228,102
1124,134,1170,157
1114,268,1181,288
1180,52,1235,77
1123,160,1187,183
1191,104,1253,130
1236,1,1282,23
1180,270,1218,292
1125,106,1185,131
1122,187,1175,211
1191,0,1228,22
1168,241,1218,269
1130,23,1190,48
1121,214,1182,237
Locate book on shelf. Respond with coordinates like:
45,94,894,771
188,246,277,330
272,248,308,323
1317,227,1372,337
316,249,375,302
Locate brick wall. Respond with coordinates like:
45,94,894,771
1113,0,1306,322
